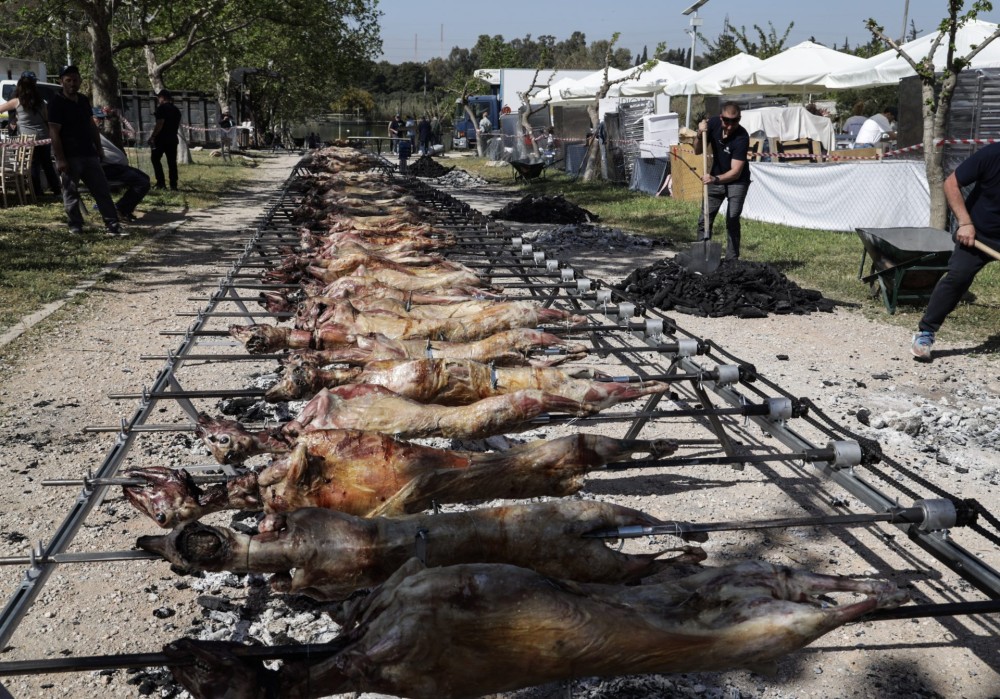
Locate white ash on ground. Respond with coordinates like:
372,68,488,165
434,168,490,188
835,373,1000,476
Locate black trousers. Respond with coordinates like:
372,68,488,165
919,238,997,333
32,143,60,195
103,163,151,215
151,139,178,188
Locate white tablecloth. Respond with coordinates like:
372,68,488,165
742,161,929,232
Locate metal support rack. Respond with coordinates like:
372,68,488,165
1,155,999,683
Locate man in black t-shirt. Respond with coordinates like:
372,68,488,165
912,143,1000,361
47,65,123,236
148,88,182,190
694,101,752,259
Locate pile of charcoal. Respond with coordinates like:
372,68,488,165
617,257,835,318
524,224,672,252
492,194,599,224
436,168,490,188
410,155,455,178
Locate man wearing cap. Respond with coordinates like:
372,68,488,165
148,88,182,190
92,108,150,222
47,65,123,236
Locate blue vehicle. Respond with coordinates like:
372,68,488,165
453,95,499,149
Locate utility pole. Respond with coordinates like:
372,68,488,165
682,0,710,129
900,0,910,42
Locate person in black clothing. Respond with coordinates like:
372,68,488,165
911,144,1000,361
47,65,122,236
149,88,181,190
694,101,752,260
417,115,432,155
397,136,412,175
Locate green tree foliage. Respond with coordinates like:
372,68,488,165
698,18,794,63
332,87,376,116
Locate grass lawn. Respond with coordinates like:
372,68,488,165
0,149,259,333
456,157,1000,351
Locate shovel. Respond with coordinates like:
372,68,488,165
681,129,722,275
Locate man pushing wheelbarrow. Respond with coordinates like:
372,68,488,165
911,143,1000,362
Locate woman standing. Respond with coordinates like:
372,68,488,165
0,71,60,196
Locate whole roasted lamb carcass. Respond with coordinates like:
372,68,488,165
265,356,671,405
165,558,907,699
137,500,704,600
258,275,500,314
229,301,584,350
206,384,600,442
124,431,674,526
258,329,587,368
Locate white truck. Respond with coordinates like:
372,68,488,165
454,67,593,149
0,57,47,84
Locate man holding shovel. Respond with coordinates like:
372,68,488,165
695,102,751,260
912,144,1000,362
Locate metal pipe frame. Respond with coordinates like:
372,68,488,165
1,157,999,681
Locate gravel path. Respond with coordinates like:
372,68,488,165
0,159,997,698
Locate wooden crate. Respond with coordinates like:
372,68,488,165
670,145,710,201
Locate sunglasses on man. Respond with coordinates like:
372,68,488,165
721,115,740,124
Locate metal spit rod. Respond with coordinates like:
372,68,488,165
585,499,974,540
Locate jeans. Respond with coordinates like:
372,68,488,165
61,156,119,230
151,138,178,188
696,181,750,259
103,163,151,215
919,237,996,333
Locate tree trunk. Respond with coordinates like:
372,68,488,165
464,104,486,158
85,6,123,147
519,110,540,158
581,102,602,181
926,73,958,230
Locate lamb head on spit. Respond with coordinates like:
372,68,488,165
124,431,676,527
137,500,706,600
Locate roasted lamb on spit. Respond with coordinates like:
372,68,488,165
265,356,671,405
279,384,607,438
165,558,907,699
137,500,704,600
272,329,587,368
229,301,583,350
124,431,675,526
258,276,501,314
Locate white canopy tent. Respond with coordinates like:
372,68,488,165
663,53,764,96
825,20,1000,88
558,67,636,100
718,41,868,94
608,61,696,96
532,76,588,105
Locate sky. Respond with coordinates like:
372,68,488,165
376,0,998,64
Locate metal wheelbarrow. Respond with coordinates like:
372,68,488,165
510,158,548,183
855,227,953,314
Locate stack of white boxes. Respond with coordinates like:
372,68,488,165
639,113,680,159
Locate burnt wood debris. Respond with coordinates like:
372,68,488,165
618,258,836,318
492,194,600,224
408,155,454,177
